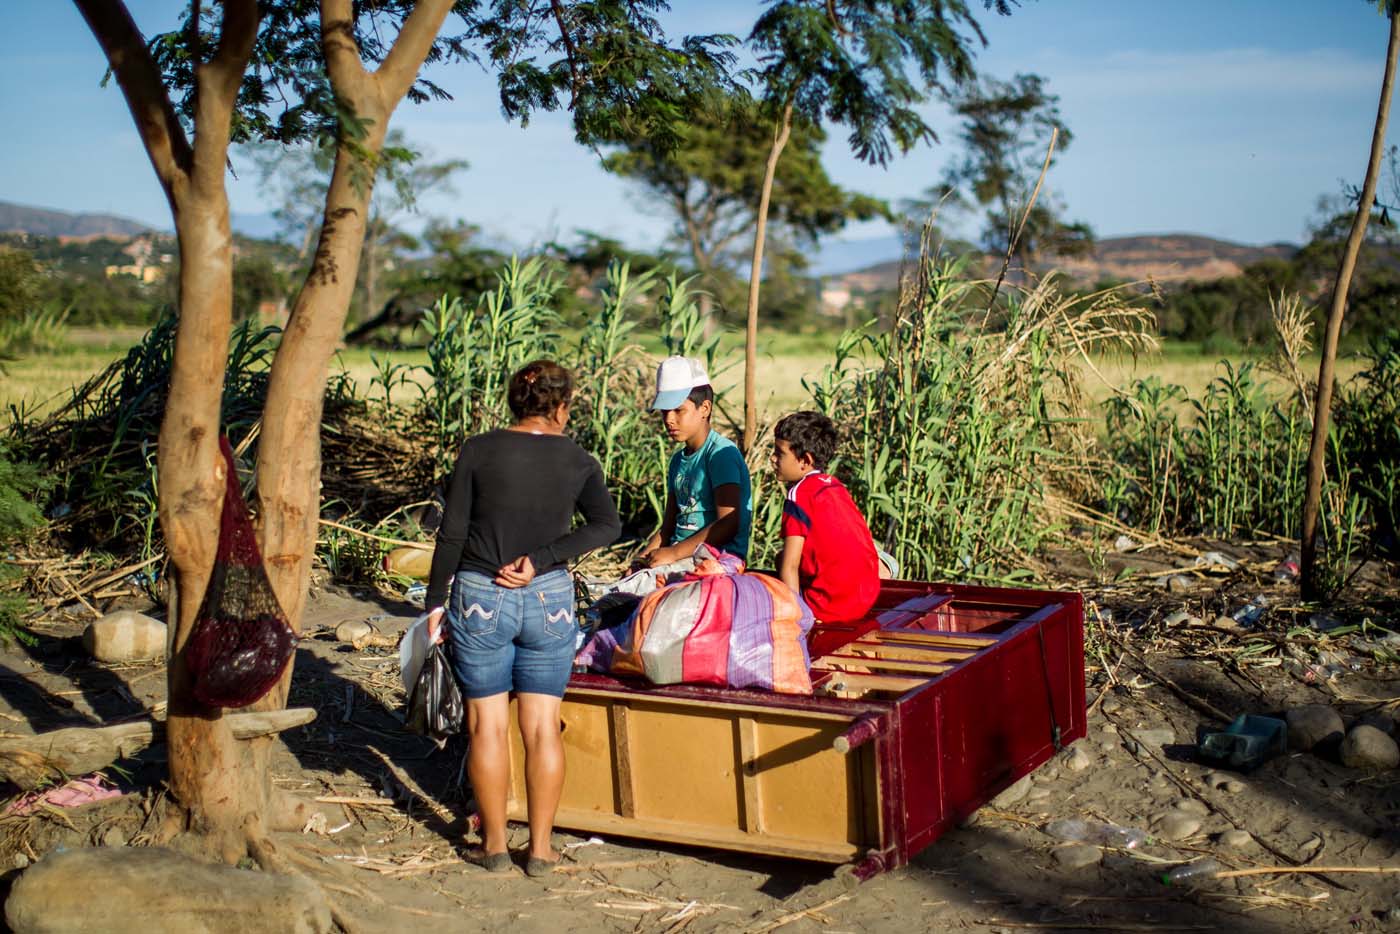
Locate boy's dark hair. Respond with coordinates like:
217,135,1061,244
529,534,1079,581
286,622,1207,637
774,411,838,471
508,359,573,419
687,384,714,412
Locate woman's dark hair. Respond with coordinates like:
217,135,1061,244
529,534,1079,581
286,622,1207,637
687,384,714,411
774,411,838,471
508,360,573,420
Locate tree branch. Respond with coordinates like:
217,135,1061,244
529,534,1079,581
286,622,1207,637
375,0,455,105
72,0,192,207
548,0,584,108
189,0,260,197
320,0,367,92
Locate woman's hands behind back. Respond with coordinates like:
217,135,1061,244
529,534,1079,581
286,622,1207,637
495,555,536,588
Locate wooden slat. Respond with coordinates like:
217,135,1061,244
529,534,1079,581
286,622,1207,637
609,704,635,818
542,806,860,863
567,687,856,721
850,638,982,663
815,654,952,676
866,629,997,647
817,672,929,693
736,717,763,834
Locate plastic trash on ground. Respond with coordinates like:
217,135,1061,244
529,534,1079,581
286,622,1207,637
1196,714,1287,770
1162,857,1222,885
6,775,123,815
1042,818,1149,849
404,640,463,747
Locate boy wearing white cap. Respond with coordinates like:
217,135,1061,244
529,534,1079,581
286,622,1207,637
636,356,752,568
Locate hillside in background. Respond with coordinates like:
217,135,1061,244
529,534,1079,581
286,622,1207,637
820,233,1299,308
0,200,156,240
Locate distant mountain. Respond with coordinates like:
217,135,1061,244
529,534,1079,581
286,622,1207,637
0,200,158,239
821,233,1299,299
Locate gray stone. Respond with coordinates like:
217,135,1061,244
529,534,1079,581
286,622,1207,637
101,826,128,848
1173,798,1210,817
1217,829,1254,850
334,619,373,645
1286,705,1345,752
1203,771,1230,790
1164,609,1191,626
1359,712,1397,737
1101,699,1122,715
1212,614,1241,631
1052,844,1103,869
1063,746,1092,773
1133,728,1176,748
81,611,166,663
1100,724,1119,735
1026,786,1053,804
1098,741,1117,753
1185,616,1205,627
1223,780,1246,794
991,775,1033,808
1155,812,1202,842
5,847,331,933
1340,724,1400,770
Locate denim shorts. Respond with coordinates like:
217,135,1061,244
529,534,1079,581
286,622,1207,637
446,568,577,699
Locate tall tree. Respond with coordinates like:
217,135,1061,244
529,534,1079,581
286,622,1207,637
600,93,888,322
739,0,1007,450
73,0,734,862
1300,2,1400,598
248,129,468,320
934,72,1093,269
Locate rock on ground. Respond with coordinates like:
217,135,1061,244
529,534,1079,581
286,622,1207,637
991,775,1033,808
5,847,332,934
1286,705,1345,752
1217,829,1254,849
334,619,373,644
1339,724,1400,771
1155,811,1202,842
1062,746,1092,772
1052,844,1102,869
81,611,166,663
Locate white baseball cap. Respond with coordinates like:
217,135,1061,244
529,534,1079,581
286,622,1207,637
651,356,710,410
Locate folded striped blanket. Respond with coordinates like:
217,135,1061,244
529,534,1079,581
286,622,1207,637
577,545,815,694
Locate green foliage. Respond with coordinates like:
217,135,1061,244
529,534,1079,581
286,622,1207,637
925,72,1093,264
0,306,72,358
1335,329,1400,554
0,246,44,323
801,257,1141,582
1104,365,1310,537
600,93,889,276
747,1,999,166
0,443,53,642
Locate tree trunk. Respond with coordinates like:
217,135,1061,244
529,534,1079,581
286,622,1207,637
742,101,793,453
1300,9,1400,599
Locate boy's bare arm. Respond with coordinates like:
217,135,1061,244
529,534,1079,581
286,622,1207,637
634,494,678,567
779,534,805,596
649,483,740,565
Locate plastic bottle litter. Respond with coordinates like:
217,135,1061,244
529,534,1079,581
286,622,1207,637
403,582,427,608
1271,551,1301,582
1162,857,1222,885
1194,551,1239,571
1230,594,1269,626
1043,818,1149,849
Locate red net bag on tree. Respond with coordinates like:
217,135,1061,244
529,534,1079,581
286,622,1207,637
183,436,298,708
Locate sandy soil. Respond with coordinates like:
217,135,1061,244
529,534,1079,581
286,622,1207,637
1,543,1397,933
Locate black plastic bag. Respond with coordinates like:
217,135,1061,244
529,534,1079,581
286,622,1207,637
405,641,463,747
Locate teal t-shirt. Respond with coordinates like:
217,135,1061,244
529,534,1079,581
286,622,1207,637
666,429,752,560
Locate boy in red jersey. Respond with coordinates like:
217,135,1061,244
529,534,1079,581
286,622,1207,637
772,411,881,623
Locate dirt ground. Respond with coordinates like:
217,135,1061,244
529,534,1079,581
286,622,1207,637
1,541,1397,933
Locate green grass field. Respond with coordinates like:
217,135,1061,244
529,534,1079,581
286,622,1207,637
0,325,1368,424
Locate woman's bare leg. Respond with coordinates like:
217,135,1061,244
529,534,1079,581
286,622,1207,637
466,693,511,854
516,692,565,860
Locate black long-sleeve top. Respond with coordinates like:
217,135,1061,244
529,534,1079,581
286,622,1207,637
425,430,622,610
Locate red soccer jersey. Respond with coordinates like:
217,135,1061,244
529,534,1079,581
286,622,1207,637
781,472,880,623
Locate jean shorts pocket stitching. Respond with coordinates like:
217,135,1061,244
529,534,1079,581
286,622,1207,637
454,579,503,636
537,590,574,641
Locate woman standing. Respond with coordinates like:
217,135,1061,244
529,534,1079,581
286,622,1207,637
425,360,621,875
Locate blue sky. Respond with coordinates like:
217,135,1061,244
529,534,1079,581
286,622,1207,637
3,1,1398,262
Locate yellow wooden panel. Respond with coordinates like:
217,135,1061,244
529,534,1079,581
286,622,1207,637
749,716,873,847
626,702,742,827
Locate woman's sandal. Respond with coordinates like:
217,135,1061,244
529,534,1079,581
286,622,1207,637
524,854,561,878
466,847,514,873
